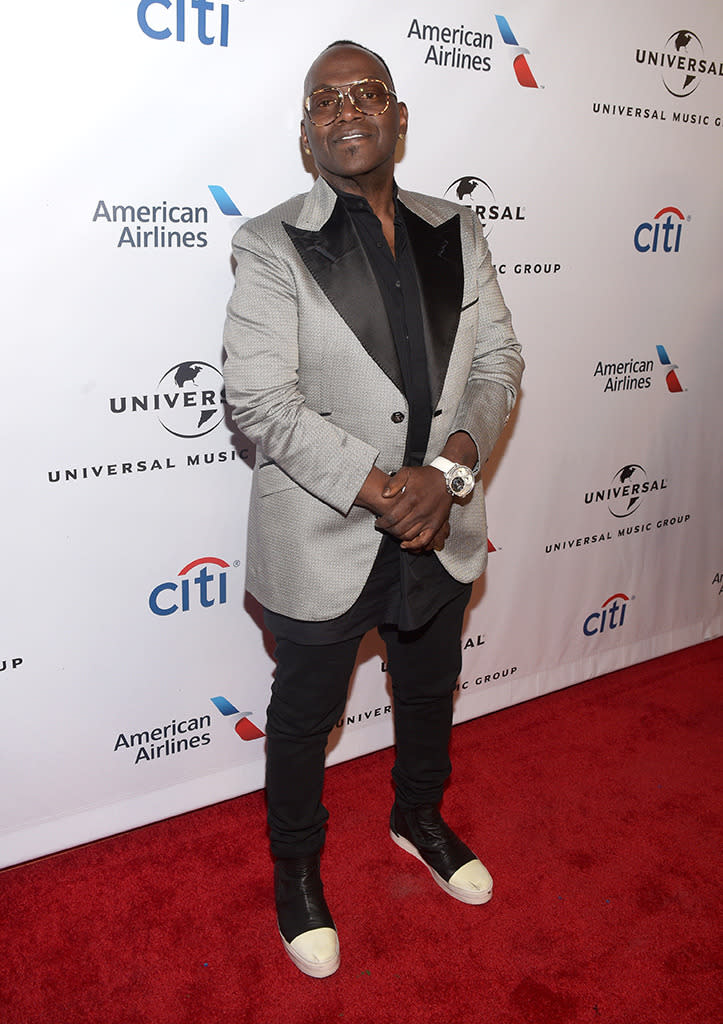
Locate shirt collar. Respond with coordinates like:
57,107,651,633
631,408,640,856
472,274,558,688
328,180,400,218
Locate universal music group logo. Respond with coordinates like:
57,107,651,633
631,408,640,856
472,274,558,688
594,28,722,127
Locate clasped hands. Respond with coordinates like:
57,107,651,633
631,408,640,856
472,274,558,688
359,465,453,553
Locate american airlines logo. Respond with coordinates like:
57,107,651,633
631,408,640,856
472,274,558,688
495,15,541,88
210,696,265,740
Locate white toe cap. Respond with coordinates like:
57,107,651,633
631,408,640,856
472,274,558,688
448,859,493,901
284,927,340,978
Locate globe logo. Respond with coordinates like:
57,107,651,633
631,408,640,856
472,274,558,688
662,30,704,98
607,465,647,518
445,176,496,235
156,361,225,438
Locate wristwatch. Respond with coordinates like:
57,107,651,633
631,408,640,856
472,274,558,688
429,457,475,498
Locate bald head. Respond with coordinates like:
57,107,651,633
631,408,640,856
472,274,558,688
303,41,395,101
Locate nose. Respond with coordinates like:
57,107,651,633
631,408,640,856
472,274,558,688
337,88,361,120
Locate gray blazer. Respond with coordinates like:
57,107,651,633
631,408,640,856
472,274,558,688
223,176,523,620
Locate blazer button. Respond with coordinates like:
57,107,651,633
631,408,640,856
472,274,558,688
391,411,405,423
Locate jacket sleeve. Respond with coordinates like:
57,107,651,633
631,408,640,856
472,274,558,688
448,213,524,469
222,224,380,516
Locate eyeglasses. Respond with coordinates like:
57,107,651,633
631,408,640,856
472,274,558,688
304,78,397,126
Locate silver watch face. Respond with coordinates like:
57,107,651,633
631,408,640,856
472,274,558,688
447,465,474,497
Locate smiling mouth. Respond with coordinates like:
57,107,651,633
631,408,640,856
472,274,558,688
334,131,370,143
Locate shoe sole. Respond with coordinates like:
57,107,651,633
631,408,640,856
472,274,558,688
390,829,493,905
279,927,340,978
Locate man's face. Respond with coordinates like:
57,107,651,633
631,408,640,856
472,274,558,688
300,45,407,188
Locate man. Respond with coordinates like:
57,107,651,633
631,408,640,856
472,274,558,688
223,40,523,978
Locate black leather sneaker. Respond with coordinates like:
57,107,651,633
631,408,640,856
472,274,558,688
390,803,493,905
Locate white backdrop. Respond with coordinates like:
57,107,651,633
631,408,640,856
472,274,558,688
1,0,721,868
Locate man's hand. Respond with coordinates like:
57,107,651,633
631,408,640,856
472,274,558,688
428,520,451,552
375,466,453,552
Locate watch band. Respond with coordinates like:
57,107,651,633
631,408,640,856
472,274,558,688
429,456,456,475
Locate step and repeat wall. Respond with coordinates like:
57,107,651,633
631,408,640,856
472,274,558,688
1,1,721,867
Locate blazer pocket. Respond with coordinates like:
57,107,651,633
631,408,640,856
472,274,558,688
256,461,297,497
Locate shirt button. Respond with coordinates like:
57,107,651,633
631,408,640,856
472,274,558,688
394,280,401,288
391,411,405,423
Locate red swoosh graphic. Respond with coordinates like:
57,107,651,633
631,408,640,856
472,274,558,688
178,556,231,576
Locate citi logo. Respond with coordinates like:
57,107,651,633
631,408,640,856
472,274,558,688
137,0,230,47
655,345,685,393
495,15,540,88
210,696,265,740
149,556,231,616
634,207,686,253
583,593,631,637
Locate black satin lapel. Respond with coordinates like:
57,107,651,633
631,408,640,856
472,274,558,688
283,201,403,393
400,206,464,408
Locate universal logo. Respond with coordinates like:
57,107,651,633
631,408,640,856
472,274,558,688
593,30,722,127
443,175,562,277
636,30,722,98
547,465,687,556
110,360,225,438
585,465,667,518
444,176,525,236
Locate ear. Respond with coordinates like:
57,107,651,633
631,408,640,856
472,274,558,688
300,119,311,155
397,101,409,140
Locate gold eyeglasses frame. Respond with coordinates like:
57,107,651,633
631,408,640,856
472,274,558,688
304,78,397,126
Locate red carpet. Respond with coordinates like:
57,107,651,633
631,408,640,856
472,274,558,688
2,638,721,1024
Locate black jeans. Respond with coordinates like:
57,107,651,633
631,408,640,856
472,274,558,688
265,590,469,858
